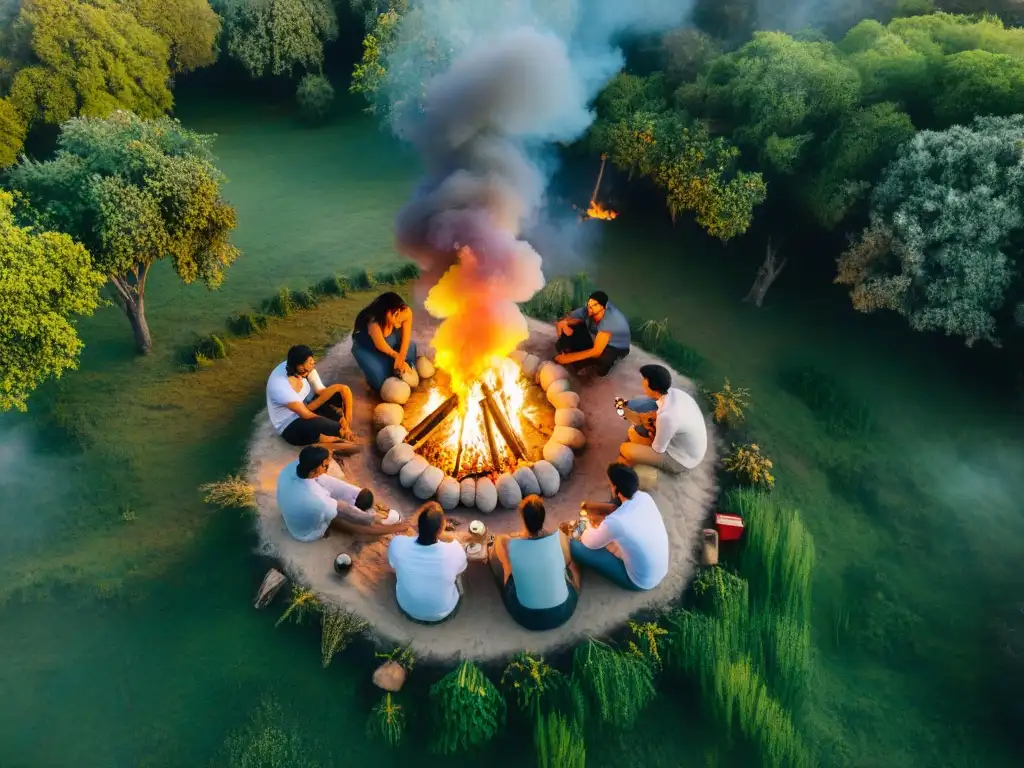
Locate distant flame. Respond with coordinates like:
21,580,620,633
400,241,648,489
585,199,618,220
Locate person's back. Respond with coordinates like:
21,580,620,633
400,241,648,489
276,459,332,542
660,387,708,469
596,490,668,589
508,534,570,610
388,503,467,623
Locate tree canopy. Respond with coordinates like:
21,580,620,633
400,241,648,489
119,0,222,73
220,0,338,78
8,111,240,353
0,190,105,411
836,115,1024,345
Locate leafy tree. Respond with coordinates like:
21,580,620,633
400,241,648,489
119,0,222,73
296,72,334,122
8,111,240,353
0,190,105,411
659,27,720,87
935,49,1024,125
591,74,767,241
0,96,25,167
837,115,1024,344
220,0,338,78
6,0,172,134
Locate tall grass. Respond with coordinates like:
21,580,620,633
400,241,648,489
521,276,576,321
429,661,506,755
750,610,812,710
219,696,319,768
628,316,705,379
534,711,585,768
571,639,655,729
778,363,873,437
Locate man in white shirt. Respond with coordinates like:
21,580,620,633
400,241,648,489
276,447,406,542
266,344,358,448
567,462,669,591
619,364,708,474
388,502,468,624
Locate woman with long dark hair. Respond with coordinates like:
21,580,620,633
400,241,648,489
352,292,418,392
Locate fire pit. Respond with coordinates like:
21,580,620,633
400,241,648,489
372,352,586,512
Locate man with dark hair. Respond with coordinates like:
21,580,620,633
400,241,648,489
388,502,468,624
619,363,707,474
567,462,669,591
266,344,358,449
553,290,631,376
276,446,405,542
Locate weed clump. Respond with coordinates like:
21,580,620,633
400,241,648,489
313,275,347,296
220,696,319,768
228,312,269,337
290,289,318,310
347,268,375,292
199,474,256,510
779,363,873,437
521,276,575,320
723,443,776,490
710,378,751,425
571,639,655,728
429,661,506,754
320,609,367,668
265,287,295,317
366,692,405,747
535,711,585,768
275,586,320,628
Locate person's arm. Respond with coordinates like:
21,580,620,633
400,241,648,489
556,307,586,335
367,321,399,358
581,500,618,520
557,329,610,364
452,541,469,575
305,383,350,414
650,409,676,455
396,311,413,364
579,518,616,550
307,368,325,394
560,531,583,592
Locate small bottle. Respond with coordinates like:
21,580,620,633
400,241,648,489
575,505,589,537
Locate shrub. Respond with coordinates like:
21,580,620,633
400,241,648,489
629,317,706,378
522,276,575,320
199,475,256,510
627,620,669,671
635,317,671,349
314,275,348,296
429,661,506,754
570,272,595,308
501,652,562,718
709,378,750,425
348,268,376,292
778,363,873,437
374,262,419,284
228,312,269,337
191,333,227,361
296,74,336,123
220,696,318,768
723,443,775,490
291,289,318,310
571,640,655,728
275,586,320,628
320,609,367,668
366,693,405,747
534,711,585,768
265,287,295,317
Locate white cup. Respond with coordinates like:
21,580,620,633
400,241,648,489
469,520,485,536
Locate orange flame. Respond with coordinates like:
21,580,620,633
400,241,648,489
585,200,618,220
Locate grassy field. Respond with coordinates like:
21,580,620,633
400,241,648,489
1,95,1022,766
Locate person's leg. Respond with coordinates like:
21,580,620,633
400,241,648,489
619,441,668,471
352,342,392,393
556,326,595,356
626,397,658,438
569,539,644,591
491,535,513,587
330,505,408,536
281,416,346,448
594,346,628,376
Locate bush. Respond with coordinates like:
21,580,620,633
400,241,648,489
265,287,295,318
291,289,318,310
228,312,269,336
348,268,376,292
629,317,706,379
778,363,872,437
522,276,576,320
571,640,655,729
534,711,585,768
296,74,336,123
314,275,348,296
374,262,420,285
199,474,255,510
366,692,405,747
219,696,318,768
320,609,367,668
723,443,776,490
429,661,506,754
184,333,227,367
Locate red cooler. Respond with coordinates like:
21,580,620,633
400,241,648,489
715,512,745,542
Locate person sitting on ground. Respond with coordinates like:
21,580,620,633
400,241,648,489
619,363,708,474
388,501,467,625
352,291,418,393
276,447,405,542
553,290,631,376
266,344,357,449
567,462,669,591
488,495,581,631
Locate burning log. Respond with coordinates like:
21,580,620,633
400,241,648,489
590,153,608,204
405,393,459,448
452,408,469,478
481,383,527,460
480,394,502,471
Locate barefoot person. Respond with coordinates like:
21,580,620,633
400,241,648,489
553,290,631,376
276,447,405,542
619,364,707,474
388,502,467,625
352,292,418,393
568,463,668,591
266,344,357,449
488,495,581,631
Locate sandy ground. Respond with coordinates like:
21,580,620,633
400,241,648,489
247,317,717,661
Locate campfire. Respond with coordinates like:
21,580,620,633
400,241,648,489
402,359,551,481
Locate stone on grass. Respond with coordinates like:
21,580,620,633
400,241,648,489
413,465,445,500
400,367,420,389
460,478,476,507
538,363,569,391
381,377,411,405
436,476,461,510
254,568,286,609
634,464,659,491
496,472,523,509
554,407,585,429
373,403,405,429
551,425,586,450
416,356,435,379
531,460,560,496
548,390,580,409
513,466,541,497
509,350,527,366
701,529,720,566
521,354,541,380
382,443,416,475
399,455,430,488
543,441,574,478
475,477,498,513
372,660,407,692
376,424,408,453
545,379,571,397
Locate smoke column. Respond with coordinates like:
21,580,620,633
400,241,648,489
390,1,694,391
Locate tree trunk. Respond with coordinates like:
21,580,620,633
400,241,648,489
126,298,152,354
111,262,153,354
743,238,787,308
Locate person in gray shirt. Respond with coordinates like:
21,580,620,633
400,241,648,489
554,290,631,376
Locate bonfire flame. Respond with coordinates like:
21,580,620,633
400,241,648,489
585,200,618,220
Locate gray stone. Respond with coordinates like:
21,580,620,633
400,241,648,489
437,476,461,510
543,441,574,478
548,390,580,409
459,478,476,508
539,363,570,391
508,349,527,366
382,443,416,474
545,378,571,397
416,356,435,379
496,472,523,509
635,465,659,492
381,377,411,405
373,403,405,429
475,477,498,513
399,455,430,488
376,424,408,453
513,466,541,498
413,465,445,499
400,367,420,389
551,425,586,450
521,354,541,380
531,460,560,496
554,407,586,429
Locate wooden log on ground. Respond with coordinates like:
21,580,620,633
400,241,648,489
480,395,502,471
481,383,527,460
254,568,287,609
404,393,459,448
